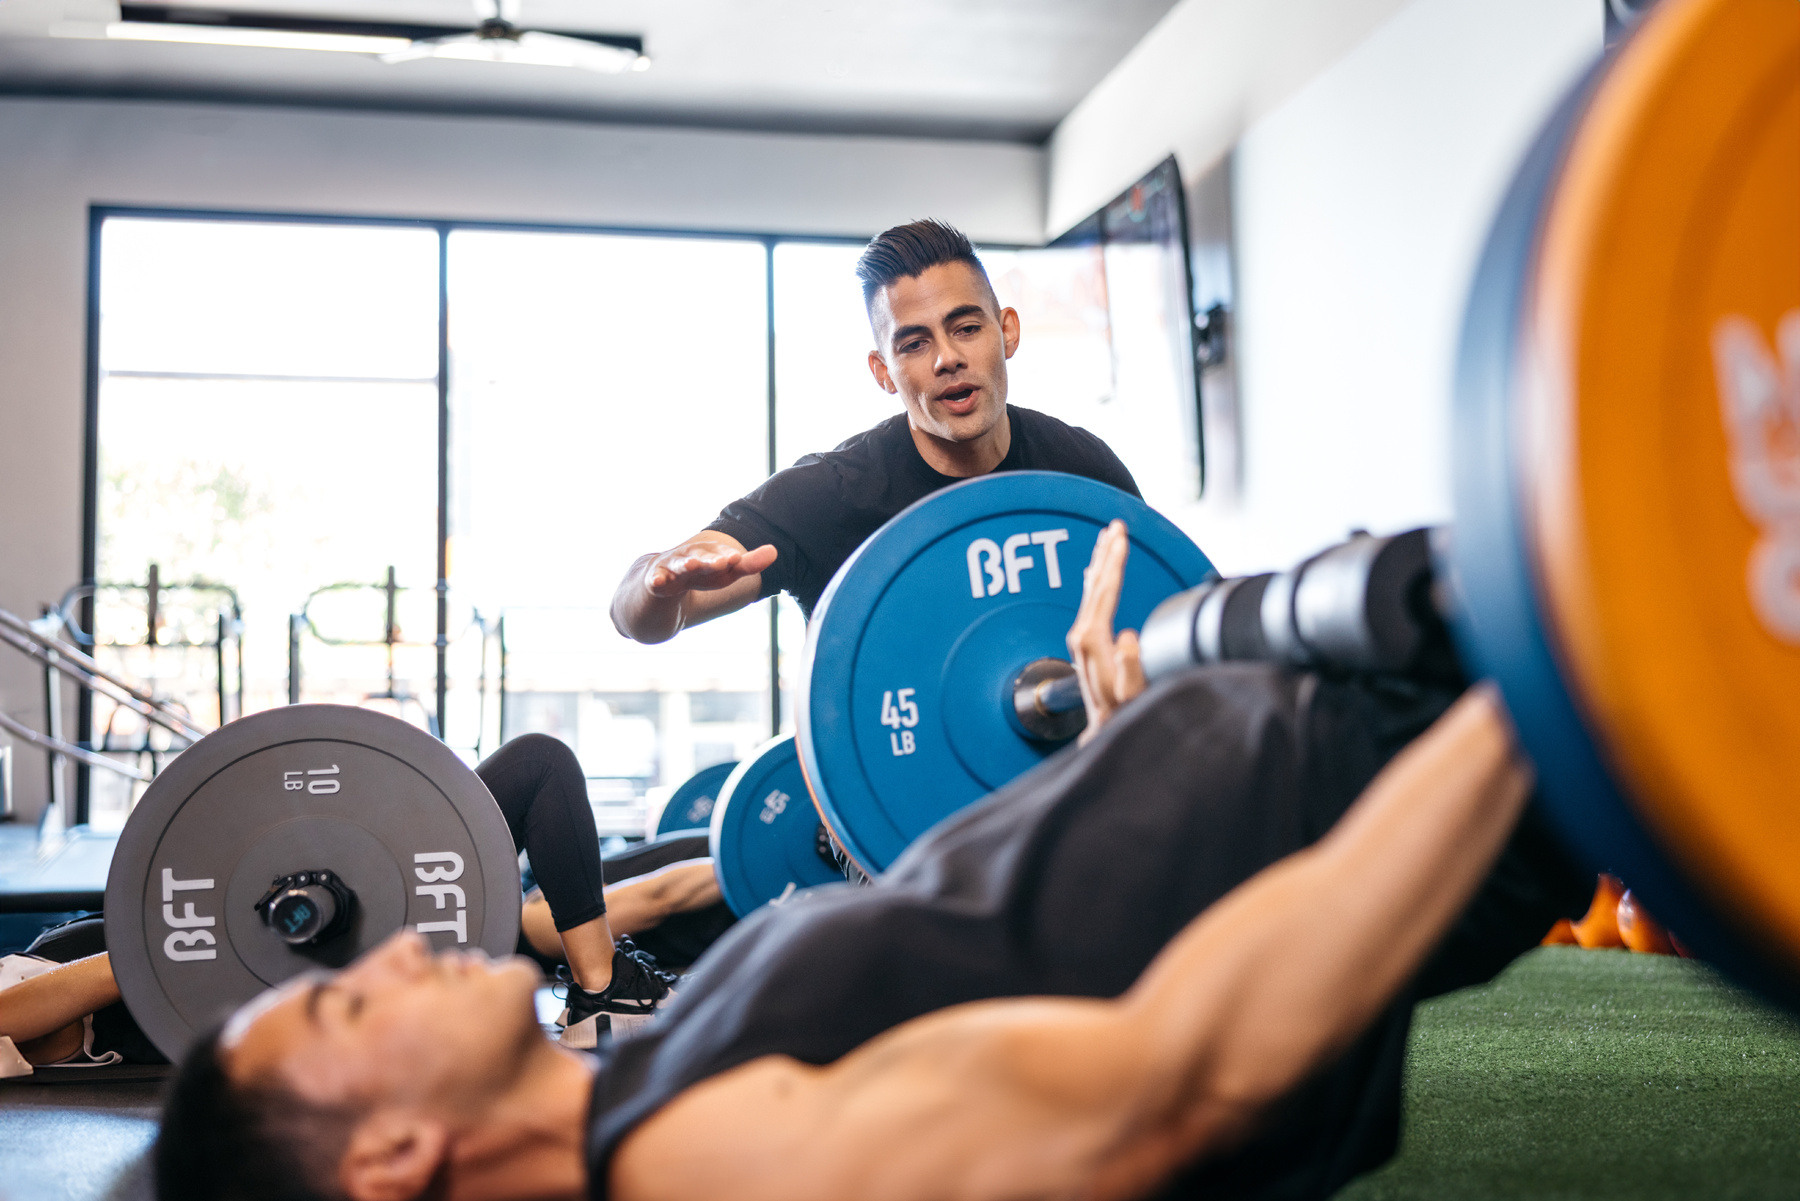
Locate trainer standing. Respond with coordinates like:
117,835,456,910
612,219,1140,642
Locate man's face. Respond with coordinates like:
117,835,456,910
867,261,1020,446
223,930,543,1117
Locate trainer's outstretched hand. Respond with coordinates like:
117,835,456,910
645,537,778,598
613,532,778,644
1067,520,1146,743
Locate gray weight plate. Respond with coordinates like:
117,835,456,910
104,704,520,1059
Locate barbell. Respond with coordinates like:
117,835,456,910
707,735,843,917
103,483,1211,1054
1442,0,1800,1001
788,0,1800,996
790,485,1457,878
959,0,1794,995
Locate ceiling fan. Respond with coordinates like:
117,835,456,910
98,1,649,73
379,0,646,71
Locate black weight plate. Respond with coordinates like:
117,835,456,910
104,704,520,1059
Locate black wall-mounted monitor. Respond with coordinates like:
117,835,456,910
1050,156,1204,495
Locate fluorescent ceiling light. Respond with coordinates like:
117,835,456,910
97,22,409,55
48,6,649,72
383,30,647,73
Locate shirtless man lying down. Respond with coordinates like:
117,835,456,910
154,528,1585,1201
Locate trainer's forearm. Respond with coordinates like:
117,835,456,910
0,953,119,1044
612,553,685,644
1124,686,1531,1148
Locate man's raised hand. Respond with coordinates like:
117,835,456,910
646,537,778,598
613,533,777,643
1066,520,1147,742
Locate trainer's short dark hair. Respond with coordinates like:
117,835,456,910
855,219,995,309
156,1025,357,1201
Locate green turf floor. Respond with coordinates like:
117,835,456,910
1337,945,1800,1200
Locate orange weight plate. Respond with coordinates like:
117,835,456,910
1521,0,1800,960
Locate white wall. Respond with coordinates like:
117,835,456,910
1046,0,1414,237
1217,0,1598,571
1047,0,1599,575
0,96,1044,819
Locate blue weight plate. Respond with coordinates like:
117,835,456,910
799,471,1214,875
654,761,738,837
708,734,843,917
1446,60,1787,1002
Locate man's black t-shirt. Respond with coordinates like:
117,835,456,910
706,406,1139,618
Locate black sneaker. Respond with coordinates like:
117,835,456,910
557,939,677,1049
614,935,677,984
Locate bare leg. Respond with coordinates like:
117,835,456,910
521,861,721,985
601,860,721,934
520,892,561,960
557,914,618,992
0,953,119,1064
17,1021,85,1065
518,894,613,989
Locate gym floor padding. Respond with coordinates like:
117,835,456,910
1339,945,1800,1200
0,1080,158,1201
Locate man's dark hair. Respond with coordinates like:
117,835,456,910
854,219,995,309
156,1025,357,1201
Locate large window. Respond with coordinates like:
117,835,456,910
92,218,440,827
448,230,773,829
90,206,1197,834
769,239,1188,515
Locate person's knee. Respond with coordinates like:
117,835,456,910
507,731,576,763
490,732,583,788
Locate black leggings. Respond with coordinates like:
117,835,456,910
476,733,609,933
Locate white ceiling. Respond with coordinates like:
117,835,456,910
0,0,1183,141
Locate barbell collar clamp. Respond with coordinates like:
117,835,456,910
255,869,356,947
